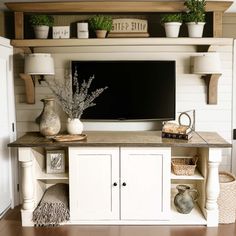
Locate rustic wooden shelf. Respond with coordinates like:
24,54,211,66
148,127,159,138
5,1,234,39
11,38,233,49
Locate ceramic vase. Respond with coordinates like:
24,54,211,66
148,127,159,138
174,185,198,214
186,22,205,38
39,98,61,137
67,118,83,134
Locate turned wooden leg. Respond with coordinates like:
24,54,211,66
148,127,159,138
18,148,35,210
206,148,222,226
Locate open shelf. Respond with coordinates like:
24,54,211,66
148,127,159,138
170,203,206,225
11,38,233,49
171,169,204,180
36,172,69,181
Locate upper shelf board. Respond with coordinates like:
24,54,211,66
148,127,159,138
11,38,233,48
5,1,234,13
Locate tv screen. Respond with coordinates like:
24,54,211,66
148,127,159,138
71,60,176,120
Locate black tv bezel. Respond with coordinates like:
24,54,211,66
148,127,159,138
71,60,176,121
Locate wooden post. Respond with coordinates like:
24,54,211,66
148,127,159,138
14,12,24,39
213,12,223,38
204,74,221,104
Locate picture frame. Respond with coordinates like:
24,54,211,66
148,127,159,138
46,150,65,174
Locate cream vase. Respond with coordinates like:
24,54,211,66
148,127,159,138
67,118,83,135
34,25,49,39
186,22,205,38
164,22,182,38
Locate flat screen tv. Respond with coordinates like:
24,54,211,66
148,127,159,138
71,60,176,121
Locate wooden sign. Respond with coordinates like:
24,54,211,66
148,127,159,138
111,18,148,33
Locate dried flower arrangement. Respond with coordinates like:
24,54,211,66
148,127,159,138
45,69,108,119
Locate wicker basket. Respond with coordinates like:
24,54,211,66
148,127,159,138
218,171,236,224
171,156,198,176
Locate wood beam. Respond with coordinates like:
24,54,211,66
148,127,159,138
14,11,24,39
213,12,223,37
19,73,35,104
5,1,233,13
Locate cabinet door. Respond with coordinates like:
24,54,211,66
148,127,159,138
69,147,119,221
120,147,171,220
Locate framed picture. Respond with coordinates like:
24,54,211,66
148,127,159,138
46,150,65,174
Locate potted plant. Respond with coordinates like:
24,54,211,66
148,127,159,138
184,0,206,37
29,15,54,39
160,13,182,38
45,70,108,135
88,15,113,38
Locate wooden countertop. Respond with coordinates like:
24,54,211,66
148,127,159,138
8,131,231,148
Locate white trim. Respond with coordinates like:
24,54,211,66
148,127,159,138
232,39,236,175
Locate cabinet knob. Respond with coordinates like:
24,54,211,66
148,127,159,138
122,182,127,186
113,182,118,186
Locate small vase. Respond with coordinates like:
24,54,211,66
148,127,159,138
39,98,61,137
67,118,83,135
174,185,198,214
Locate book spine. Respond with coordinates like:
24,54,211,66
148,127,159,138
162,132,192,140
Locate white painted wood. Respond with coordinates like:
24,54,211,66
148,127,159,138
171,169,204,180
0,37,17,216
69,147,120,220
206,148,222,227
120,147,171,220
18,148,35,210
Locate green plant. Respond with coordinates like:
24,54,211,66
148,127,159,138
184,0,206,23
88,15,113,31
29,15,54,27
160,13,182,24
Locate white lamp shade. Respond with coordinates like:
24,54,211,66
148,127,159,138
24,53,55,75
193,53,222,74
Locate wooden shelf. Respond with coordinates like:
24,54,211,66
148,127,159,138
36,172,69,181
5,1,233,13
11,38,233,49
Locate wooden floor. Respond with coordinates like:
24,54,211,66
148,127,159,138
0,206,236,236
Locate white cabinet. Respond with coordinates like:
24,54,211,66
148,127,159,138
69,146,171,222
120,148,171,220
69,147,120,220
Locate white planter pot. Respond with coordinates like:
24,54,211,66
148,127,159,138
34,25,49,39
95,30,107,38
164,22,182,38
186,22,205,38
67,118,83,135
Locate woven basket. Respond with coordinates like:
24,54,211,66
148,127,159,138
171,156,198,176
218,171,236,224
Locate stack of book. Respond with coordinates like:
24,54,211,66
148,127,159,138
162,122,193,140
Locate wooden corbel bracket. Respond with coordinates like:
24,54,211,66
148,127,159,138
203,74,222,105
19,73,35,104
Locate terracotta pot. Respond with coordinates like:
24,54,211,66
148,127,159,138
95,30,107,38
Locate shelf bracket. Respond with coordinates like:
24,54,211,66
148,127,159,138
19,73,35,104
203,74,221,105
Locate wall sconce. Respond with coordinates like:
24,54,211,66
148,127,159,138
193,53,222,105
20,53,55,104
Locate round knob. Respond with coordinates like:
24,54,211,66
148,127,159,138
122,182,127,186
113,182,117,186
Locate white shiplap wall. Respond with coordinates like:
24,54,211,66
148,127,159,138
14,43,233,171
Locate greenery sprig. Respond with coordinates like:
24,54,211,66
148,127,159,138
184,0,206,23
88,15,113,31
160,13,182,24
45,70,108,119
30,15,54,27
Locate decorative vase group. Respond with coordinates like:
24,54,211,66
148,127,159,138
39,98,61,137
174,185,199,214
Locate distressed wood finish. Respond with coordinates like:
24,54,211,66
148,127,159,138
19,73,35,104
8,131,231,148
213,12,223,37
10,38,233,48
14,12,24,39
204,74,221,104
5,1,233,13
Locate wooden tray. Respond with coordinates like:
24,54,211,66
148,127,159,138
52,134,87,142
